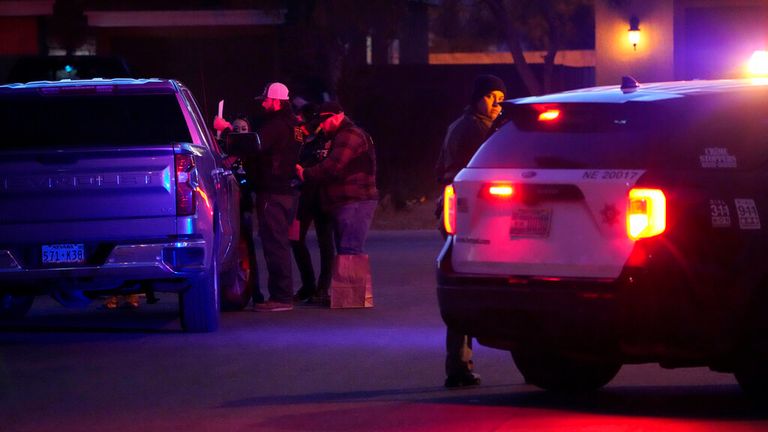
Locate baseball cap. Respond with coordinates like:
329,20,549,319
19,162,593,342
317,101,343,120
256,82,290,100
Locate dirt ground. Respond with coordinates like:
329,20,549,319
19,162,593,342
371,197,439,230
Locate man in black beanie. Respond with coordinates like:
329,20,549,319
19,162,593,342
435,74,507,187
435,74,506,388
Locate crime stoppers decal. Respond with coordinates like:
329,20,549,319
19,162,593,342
700,148,737,168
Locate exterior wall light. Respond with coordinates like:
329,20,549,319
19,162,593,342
628,16,640,51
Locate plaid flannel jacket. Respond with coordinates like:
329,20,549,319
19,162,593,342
304,119,378,209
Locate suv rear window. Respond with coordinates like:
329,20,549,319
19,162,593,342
0,93,192,149
471,93,768,171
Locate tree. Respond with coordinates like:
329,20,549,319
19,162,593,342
284,0,408,99
433,0,594,96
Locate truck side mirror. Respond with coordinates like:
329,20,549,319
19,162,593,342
224,132,261,157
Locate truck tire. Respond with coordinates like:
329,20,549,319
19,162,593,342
0,292,34,320
512,349,621,392
179,256,220,332
220,235,253,311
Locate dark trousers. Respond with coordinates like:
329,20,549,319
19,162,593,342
445,328,474,377
291,186,334,296
241,201,263,304
255,192,296,304
240,210,264,303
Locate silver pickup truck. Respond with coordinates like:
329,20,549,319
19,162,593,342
0,78,251,332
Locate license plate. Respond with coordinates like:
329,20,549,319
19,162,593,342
510,208,552,238
42,244,86,265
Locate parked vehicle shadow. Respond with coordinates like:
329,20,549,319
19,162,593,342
0,298,182,336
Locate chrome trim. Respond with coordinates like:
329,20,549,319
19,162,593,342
0,250,21,270
0,240,207,278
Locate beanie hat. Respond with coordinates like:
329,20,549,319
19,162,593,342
471,74,506,102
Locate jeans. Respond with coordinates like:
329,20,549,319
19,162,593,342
331,200,377,255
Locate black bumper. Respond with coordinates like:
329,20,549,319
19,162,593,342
436,238,623,356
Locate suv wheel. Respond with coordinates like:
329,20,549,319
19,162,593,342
512,349,621,392
0,292,34,320
734,355,768,399
179,255,220,332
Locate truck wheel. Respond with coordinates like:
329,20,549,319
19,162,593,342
512,350,621,392
220,235,253,311
0,292,34,320
179,256,220,332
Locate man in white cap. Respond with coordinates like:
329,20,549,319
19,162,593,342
216,82,303,311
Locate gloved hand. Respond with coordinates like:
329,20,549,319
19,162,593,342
213,116,232,132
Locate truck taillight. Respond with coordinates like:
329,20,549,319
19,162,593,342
627,188,666,240
175,154,197,216
444,185,456,235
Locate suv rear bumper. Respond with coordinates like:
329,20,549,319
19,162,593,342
437,236,756,365
437,238,621,352
0,239,208,290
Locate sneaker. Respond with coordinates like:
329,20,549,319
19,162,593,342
444,372,481,389
253,301,294,312
293,288,315,303
310,294,330,307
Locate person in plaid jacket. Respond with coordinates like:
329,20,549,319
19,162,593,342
296,101,378,256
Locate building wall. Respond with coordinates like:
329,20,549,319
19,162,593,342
674,0,768,80
595,0,674,86
0,17,39,55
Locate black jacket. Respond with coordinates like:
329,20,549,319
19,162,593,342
434,106,494,186
246,108,302,194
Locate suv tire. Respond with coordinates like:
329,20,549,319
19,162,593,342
512,349,621,392
734,355,768,400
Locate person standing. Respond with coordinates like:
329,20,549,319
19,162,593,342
218,82,302,312
435,74,506,387
295,100,378,264
291,103,335,303
214,115,265,305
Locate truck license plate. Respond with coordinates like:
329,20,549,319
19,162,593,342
509,208,552,238
42,244,85,265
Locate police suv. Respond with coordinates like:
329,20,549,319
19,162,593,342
437,78,768,395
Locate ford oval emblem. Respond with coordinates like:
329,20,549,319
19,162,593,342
521,171,537,179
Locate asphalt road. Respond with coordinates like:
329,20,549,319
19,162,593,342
1,230,766,432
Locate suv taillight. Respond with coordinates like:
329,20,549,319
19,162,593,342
627,188,666,240
479,182,515,200
175,154,197,216
443,185,456,235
